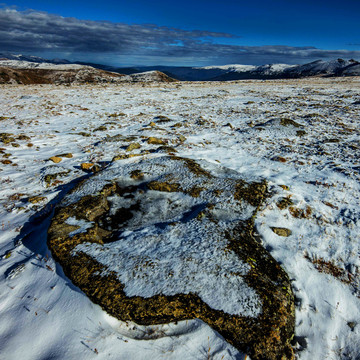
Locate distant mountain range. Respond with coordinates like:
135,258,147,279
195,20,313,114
1,53,360,82
118,59,360,81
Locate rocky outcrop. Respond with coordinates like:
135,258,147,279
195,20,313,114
47,156,295,359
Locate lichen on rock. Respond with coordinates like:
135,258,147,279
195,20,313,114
47,155,295,360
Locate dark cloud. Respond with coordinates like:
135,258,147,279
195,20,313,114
1,8,360,65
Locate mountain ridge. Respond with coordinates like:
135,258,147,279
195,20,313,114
0,53,359,81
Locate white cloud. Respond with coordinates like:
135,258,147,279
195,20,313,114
1,8,359,65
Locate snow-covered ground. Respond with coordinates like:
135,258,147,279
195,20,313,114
0,78,359,359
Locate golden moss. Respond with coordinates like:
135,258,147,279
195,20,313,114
147,181,180,192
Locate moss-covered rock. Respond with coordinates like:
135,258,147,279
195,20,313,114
126,142,141,152
147,137,166,145
49,156,62,163
48,156,295,360
271,227,292,237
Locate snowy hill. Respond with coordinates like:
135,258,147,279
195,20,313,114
0,52,70,64
0,59,93,71
120,70,177,83
283,58,360,77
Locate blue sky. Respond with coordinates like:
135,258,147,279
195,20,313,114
1,0,360,66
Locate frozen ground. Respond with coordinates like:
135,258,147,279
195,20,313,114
0,78,359,359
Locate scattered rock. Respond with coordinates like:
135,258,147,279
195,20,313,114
28,195,47,204
17,134,31,141
147,137,166,145
280,118,302,128
48,156,295,360
126,142,141,152
80,163,94,171
347,322,357,331
296,130,307,137
178,135,187,142
49,156,62,163
94,125,107,132
0,133,15,144
156,145,177,153
272,156,287,163
112,153,143,161
77,132,91,137
289,206,312,219
271,227,292,237
277,197,294,210
154,115,171,123
43,169,71,187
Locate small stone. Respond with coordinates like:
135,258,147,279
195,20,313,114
277,197,294,210
156,146,177,153
271,227,292,237
296,130,307,137
80,163,94,171
154,115,171,123
126,142,141,152
147,137,166,145
112,154,142,161
272,156,287,163
149,122,156,127
49,156,62,163
94,125,107,131
1,159,12,165
17,134,31,141
178,135,186,142
28,196,47,204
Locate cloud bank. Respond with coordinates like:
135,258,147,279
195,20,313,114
1,8,360,66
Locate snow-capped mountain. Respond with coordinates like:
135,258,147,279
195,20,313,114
0,53,359,81
207,59,360,81
283,58,359,77
0,52,70,64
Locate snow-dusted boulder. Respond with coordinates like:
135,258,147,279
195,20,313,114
47,156,295,360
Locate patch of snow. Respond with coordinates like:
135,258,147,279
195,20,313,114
65,217,94,237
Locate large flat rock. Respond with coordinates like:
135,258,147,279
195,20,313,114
47,156,295,359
